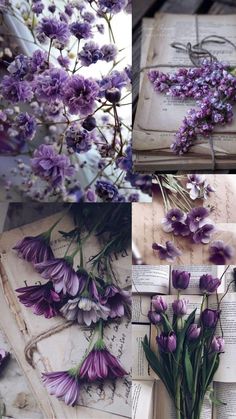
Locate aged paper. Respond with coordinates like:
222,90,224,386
132,294,151,324
132,265,170,294
213,382,236,419
132,381,154,419
132,324,153,381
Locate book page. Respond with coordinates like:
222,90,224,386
213,382,236,419
132,265,170,294
132,294,151,324
132,381,154,419
209,293,236,382
223,265,236,292
132,324,153,380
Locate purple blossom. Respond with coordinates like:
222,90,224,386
172,299,188,316
95,180,119,202
65,124,94,153
16,282,60,318
57,55,70,69
199,274,221,293
15,112,36,141
187,324,201,341
152,241,182,262
101,44,118,62
211,336,225,353
0,349,10,372
98,0,128,14
99,70,129,95
161,208,189,236
29,50,48,73
32,1,44,15
62,75,99,115
209,240,234,265
152,296,167,313
201,308,219,328
31,145,75,187
192,223,216,244
13,234,54,264
36,17,70,45
35,68,68,102
79,345,127,380
7,54,30,79
172,270,190,290
82,11,95,23
187,207,211,232
35,258,80,296
148,310,162,325
42,370,80,406
157,332,177,353
60,296,110,325
101,284,131,318
70,22,92,39
1,76,33,103
78,41,103,67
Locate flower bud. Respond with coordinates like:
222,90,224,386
152,296,167,313
157,332,177,353
82,115,96,131
172,270,190,290
148,310,162,325
201,309,219,328
199,274,221,293
172,299,187,316
105,87,121,104
187,324,201,341
211,336,225,353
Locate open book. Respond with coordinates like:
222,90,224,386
133,13,236,172
132,264,236,418
0,213,132,419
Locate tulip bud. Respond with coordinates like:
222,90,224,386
172,299,187,316
152,296,167,313
201,309,219,328
199,274,221,293
172,270,190,290
211,336,225,353
148,310,162,325
187,324,201,341
156,332,177,353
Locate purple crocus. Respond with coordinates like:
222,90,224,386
60,296,110,326
13,234,54,264
201,308,219,328
192,223,216,244
42,370,80,406
199,274,221,293
101,284,131,318
152,296,167,313
172,270,190,290
31,145,75,187
148,310,162,325
172,299,188,316
79,345,128,380
36,17,70,45
62,75,99,116
152,241,182,262
209,240,234,265
0,349,10,372
16,282,60,318
211,336,225,353
157,332,177,353
35,258,80,296
187,324,201,341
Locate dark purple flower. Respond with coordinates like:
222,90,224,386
157,332,177,353
13,234,54,264
15,112,36,141
211,336,224,353
35,258,80,296
172,270,190,290
70,22,92,39
42,370,80,406
105,87,121,104
65,124,93,153
199,274,221,293
101,44,117,62
161,208,187,233
201,308,219,328
98,0,128,14
16,282,60,318
1,76,33,103
62,75,99,116
101,284,131,318
172,299,187,316
192,223,215,244
78,41,103,66
35,68,68,102
79,345,127,380
82,115,96,131
60,296,110,325
36,17,70,45
187,324,201,341
95,180,119,202
148,310,162,325
0,349,10,372
209,240,234,265
187,207,210,232
152,241,182,262
152,296,167,313
31,145,75,187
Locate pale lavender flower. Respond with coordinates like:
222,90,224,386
161,208,189,236
98,0,128,14
186,174,206,200
60,296,110,325
62,75,99,115
101,44,118,62
7,54,30,79
78,42,103,66
35,68,68,102
152,241,182,262
36,17,70,45
15,112,36,141
42,370,80,406
70,21,92,39
209,240,234,264
1,76,33,103
211,336,225,353
13,234,54,264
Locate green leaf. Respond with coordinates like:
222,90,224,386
205,354,220,391
209,390,227,406
184,347,194,394
161,313,173,333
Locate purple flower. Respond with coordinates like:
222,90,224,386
42,370,80,406
101,284,131,318
157,332,177,353
152,296,167,313
15,112,36,141
99,70,129,94
152,241,182,262
187,207,210,232
1,76,33,103
65,124,93,153
186,174,206,200
162,208,187,233
0,348,10,372
148,310,162,325
36,17,70,45
16,282,60,318
199,274,221,293
172,270,190,290
192,223,216,244
201,308,219,328
187,324,201,341
70,22,92,39
7,54,30,79
95,180,119,202
60,297,110,325
35,258,80,296
35,68,68,102
98,0,128,14
32,1,44,15
211,336,225,353
31,145,75,187
13,234,54,264
79,345,127,380
62,75,99,116
29,50,48,73
172,299,188,316
101,44,117,62
78,41,103,66
209,240,234,265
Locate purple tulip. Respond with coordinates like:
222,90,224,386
199,274,221,293
13,234,54,264
60,296,110,326
0,349,10,373
101,284,131,318
201,309,219,328
187,324,201,341
211,336,225,353
209,240,234,265
79,346,128,381
157,332,177,353
172,270,190,290
152,296,167,313
148,310,162,325
42,370,80,406
152,241,182,261
35,257,80,296
172,299,188,316
16,282,60,318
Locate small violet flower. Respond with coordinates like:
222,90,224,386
152,241,182,262
209,240,234,265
